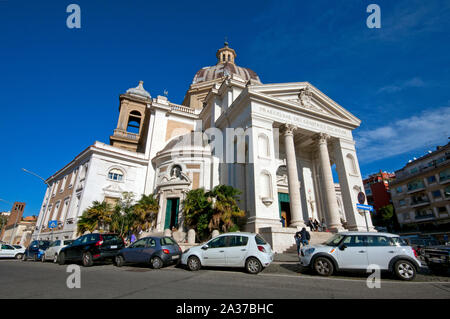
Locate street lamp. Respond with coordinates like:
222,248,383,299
22,168,51,241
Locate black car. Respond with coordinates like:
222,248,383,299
115,236,182,269
422,245,450,275
22,240,51,261
58,233,125,267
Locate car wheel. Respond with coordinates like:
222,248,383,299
82,252,93,267
115,255,124,267
22,253,28,261
394,260,416,281
313,257,334,276
245,257,262,274
151,256,163,269
53,254,58,263
15,253,23,260
58,252,66,265
187,256,201,271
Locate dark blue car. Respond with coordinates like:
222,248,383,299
114,236,182,269
22,240,51,261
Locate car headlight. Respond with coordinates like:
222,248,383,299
305,248,315,255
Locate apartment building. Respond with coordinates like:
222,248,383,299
390,142,450,231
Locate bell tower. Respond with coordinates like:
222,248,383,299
110,81,151,153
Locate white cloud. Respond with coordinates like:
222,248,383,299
377,77,426,94
355,106,450,163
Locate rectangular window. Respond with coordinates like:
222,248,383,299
445,186,450,198
396,186,403,194
407,179,425,191
399,199,406,207
366,236,392,246
439,168,450,182
431,190,442,198
427,175,436,184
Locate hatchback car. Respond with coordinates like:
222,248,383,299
22,240,51,261
58,233,125,267
115,236,182,269
0,244,24,259
299,232,422,281
181,232,273,274
41,239,73,263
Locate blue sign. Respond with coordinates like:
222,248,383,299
356,204,374,212
48,220,58,229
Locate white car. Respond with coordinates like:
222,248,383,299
0,243,25,259
181,232,274,274
299,232,422,281
41,239,73,263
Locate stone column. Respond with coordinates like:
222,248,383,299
281,124,304,227
315,133,342,232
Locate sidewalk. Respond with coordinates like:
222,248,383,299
273,253,299,263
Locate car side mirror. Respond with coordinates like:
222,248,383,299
201,245,208,250
339,244,347,251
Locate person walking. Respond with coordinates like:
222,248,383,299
300,227,311,247
294,231,302,255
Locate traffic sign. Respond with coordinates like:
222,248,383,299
48,220,58,229
358,192,366,204
356,204,374,212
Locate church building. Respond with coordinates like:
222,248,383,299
32,43,374,252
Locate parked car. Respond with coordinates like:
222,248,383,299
401,236,440,257
299,232,422,281
114,236,182,269
0,243,25,259
41,239,73,263
181,232,274,274
22,240,51,261
58,233,125,267
422,245,450,275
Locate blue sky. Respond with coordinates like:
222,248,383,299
0,0,449,216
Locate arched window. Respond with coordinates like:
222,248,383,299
170,165,182,178
127,110,142,134
108,168,124,181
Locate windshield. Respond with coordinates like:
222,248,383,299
324,234,345,246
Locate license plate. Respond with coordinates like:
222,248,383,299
110,245,117,249
172,255,179,260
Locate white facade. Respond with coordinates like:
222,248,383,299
33,44,373,247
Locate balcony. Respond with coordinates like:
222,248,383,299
113,129,139,141
394,157,450,183
439,175,450,184
411,199,430,208
407,186,426,194
414,213,435,221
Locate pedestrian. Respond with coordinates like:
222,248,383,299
320,218,327,232
308,218,316,231
294,231,302,255
130,233,136,243
313,219,320,231
300,227,310,247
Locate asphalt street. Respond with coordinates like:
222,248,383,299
0,259,449,299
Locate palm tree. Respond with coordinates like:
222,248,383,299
207,185,245,233
182,188,212,241
110,192,136,237
133,194,159,233
76,201,112,235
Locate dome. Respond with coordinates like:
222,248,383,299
126,81,151,99
192,42,261,85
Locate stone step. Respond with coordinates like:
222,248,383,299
280,232,334,254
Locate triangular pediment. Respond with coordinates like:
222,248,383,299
249,82,361,127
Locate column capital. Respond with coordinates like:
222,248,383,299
313,132,330,144
280,124,297,136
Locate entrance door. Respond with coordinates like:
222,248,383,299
164,198,180,230
278,193,291,227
